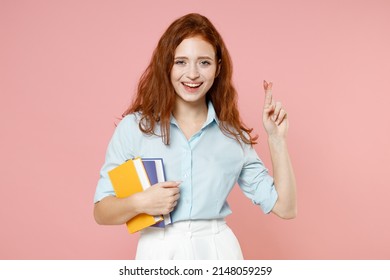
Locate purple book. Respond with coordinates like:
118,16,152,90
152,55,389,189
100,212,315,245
142,158,172,227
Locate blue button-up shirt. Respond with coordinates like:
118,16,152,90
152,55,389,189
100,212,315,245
94,102,278,222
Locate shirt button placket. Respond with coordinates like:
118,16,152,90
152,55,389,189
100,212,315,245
182,145,192,217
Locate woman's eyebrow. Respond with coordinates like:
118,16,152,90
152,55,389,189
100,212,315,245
198,56,214,60
174,56,215,60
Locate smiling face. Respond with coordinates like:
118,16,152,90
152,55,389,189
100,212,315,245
170,36,220,107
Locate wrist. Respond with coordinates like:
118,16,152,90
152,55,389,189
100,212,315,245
125,193,143,215
268,134,287,145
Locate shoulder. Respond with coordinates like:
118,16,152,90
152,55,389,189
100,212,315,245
118,113,141,129
111,113,144,142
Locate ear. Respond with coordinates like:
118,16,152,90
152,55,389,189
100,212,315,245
215,59,222,78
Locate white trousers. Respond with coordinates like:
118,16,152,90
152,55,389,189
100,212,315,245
135,219,244,260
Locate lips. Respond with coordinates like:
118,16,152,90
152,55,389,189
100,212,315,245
182,82,203,93
182,82,202,88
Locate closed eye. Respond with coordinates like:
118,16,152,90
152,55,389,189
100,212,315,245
200,60,211,66
174,60,186,65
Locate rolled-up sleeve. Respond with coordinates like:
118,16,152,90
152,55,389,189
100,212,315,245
94,116,135,203
237,145,278,214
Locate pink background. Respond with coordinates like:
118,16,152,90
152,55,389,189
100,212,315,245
1,0,389,259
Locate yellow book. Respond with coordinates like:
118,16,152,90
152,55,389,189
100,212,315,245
108,158,163,233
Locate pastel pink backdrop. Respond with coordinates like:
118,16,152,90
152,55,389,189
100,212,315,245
1,0,389,259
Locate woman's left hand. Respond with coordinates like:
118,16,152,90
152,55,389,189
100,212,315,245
262,80,289,138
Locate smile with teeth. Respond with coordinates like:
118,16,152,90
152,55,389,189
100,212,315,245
182,82,202,88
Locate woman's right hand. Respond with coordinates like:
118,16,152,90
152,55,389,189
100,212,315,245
133,181,181,216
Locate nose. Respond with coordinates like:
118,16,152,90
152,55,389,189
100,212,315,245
186,63,200,80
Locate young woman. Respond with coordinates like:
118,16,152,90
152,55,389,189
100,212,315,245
94,13,296,259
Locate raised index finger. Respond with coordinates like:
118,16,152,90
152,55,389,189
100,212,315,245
263,80,273,107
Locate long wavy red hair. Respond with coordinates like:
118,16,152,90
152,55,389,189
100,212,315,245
123,13,258,145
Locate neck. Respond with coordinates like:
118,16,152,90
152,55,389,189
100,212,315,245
173,98,208,123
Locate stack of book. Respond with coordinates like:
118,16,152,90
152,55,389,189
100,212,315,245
108,157,172,234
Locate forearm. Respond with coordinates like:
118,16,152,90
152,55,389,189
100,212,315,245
268,136,297,219
94,195,141,225
93,182,181,225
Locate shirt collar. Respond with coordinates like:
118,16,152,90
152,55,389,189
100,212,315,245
203,101,219,128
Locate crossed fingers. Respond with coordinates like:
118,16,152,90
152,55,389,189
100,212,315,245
263,80,287,126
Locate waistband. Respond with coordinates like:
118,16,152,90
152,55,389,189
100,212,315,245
141,219,227,238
